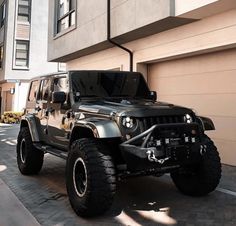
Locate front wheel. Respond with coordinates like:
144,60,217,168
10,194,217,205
16,127,44,175
171,136,221,196
66,138,116,217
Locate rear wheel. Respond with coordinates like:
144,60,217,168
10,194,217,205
17,127,44,175
171,135,221,196
66,138,116,217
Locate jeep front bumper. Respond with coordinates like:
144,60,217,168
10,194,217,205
119,123,206,172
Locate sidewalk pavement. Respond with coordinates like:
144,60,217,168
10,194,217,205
0,178,40,226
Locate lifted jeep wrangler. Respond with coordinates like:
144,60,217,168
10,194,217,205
17,70,221,217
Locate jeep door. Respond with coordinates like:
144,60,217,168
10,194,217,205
36,78,51,142
26,80,40,114
47,75,70,150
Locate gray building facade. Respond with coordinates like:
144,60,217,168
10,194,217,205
0,0,60,114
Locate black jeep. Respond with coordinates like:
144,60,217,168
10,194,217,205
17,70,221,217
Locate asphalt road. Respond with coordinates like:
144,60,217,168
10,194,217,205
0,124,236,226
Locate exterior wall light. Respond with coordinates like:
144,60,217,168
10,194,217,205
10,88,15,94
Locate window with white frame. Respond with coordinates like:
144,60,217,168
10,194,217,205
18,0,31,22
0,2,6,28
56,0,75,34
15,40,29,68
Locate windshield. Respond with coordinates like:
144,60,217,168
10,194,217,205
71,71,151,101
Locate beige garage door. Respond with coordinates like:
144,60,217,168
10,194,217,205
148,49,236,166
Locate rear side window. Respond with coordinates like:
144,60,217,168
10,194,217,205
38,79,50,101
53,77,68,92
28,80,39,101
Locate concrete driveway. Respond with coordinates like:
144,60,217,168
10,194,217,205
0,124,236,226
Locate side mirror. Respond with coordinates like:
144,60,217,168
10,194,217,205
52,91,66,104
149,91,157,101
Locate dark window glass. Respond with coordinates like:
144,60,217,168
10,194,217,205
71,72,151,101
28,80,39,101
0,45,3,68
0,2,6,27
53,77,68,92
15,40,29,67
56,0,75,33
18,0,31,22
38,79,50,101
42,79,50,101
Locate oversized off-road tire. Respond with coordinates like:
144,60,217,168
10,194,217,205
171,135,221,196
17,127,44,175
66,138,116,217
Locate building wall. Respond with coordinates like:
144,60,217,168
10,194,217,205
48,0,236,63
175,0,218,16
175,0,236,19
66,9,236,165
13,82,29,112
48,0,107,62
0,0,6,81
0,0,59,114
67,9,236,70
110,0,173,37
4,0,58,80
48,0,185,62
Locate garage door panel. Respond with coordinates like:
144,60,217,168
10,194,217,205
159,94,236,117
208,116,236,142
150,70,236,95
148,49,236,165
213,139,236,166
149,49,236,78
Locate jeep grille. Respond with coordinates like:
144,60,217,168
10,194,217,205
138,115,185,132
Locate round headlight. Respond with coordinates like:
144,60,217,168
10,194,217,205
184,114,193,123
122,117,136,129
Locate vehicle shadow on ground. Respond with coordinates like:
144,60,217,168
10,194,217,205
40,155,179,225
107,176,179,225
40,155,236,226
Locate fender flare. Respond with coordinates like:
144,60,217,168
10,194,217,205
197,116,215,131
20,115,41,142
73,120,122,138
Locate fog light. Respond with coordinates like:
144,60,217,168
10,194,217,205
156,140,161,146
185,137,189,142
126,134,131,140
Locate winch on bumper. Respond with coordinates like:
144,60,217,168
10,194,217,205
120,122,207,172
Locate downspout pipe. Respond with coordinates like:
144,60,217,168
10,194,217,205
107,0,133,72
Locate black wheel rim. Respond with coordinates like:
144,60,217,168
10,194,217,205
73,158,87,197
20,138,26,164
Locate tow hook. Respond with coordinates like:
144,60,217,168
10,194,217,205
146,148,170,164
200,145,207,155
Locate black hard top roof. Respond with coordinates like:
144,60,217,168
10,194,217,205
29,70,139,81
